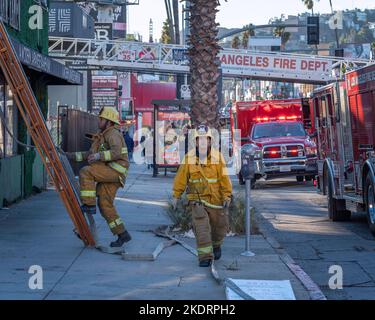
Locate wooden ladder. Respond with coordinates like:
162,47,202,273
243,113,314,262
0,21,95,247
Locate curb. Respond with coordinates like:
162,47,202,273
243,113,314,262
254,209,327,301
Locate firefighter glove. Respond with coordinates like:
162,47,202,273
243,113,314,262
223,199,231,208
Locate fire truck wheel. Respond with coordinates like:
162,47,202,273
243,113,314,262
326,175,351,222
365,174,375,236
296,176,304,182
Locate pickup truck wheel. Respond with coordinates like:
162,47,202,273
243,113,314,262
364,174,375,236
325,173,351,222
296,176,304,182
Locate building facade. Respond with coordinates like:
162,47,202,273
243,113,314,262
0,0,82,207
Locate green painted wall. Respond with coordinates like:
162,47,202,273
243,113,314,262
32,152,45,191
0,155,23,206
6,0,49,54
0,2,49,207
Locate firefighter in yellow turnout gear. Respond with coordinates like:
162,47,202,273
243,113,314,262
172,125,233,267
69,107,131,247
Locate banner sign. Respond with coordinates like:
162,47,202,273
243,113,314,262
219,52,332,82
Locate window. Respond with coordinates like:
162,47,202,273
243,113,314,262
9,0,20,30
252,122,306,139
0,0,9,23
0,75,17,158
5,85,16,157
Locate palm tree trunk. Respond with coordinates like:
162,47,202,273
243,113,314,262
188,0,221,128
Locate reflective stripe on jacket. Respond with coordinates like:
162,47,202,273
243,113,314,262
172,150,232,206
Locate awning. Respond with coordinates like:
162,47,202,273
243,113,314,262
11,38,83,85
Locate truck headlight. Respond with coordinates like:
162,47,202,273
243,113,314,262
305,146,317,156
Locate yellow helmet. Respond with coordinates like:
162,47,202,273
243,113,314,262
194,125,213,139
99,107,120,125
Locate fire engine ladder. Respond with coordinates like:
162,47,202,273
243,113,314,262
48,36,372,84
0,21,95,246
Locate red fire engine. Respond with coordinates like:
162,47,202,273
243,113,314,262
312,63,375,235
231,99,317,187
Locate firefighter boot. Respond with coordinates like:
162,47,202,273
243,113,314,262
199,259,212,267
81,205,96,215
213,246,222,260
110,230,132,247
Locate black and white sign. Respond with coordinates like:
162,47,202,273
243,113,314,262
95,23,112,41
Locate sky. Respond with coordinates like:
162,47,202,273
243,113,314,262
126,0,375,42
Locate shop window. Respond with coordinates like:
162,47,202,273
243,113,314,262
5,85,16,157
0,80,17,158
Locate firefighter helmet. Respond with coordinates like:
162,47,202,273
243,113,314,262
99,107,120,125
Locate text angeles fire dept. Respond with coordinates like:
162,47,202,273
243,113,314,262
139,304,236,317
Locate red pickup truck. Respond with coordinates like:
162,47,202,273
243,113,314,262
231,99,317,187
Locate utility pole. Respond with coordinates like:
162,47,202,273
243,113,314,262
164,0,175,44
172,0,180,44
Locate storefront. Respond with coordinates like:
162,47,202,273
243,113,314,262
0,38,83,207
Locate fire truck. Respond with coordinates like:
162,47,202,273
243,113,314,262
231,99,317,187
312,63,375,235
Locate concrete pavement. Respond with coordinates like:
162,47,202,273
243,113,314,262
0,164,311,300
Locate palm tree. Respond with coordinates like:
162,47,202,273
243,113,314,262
188,0,222,128
301,0,319,14
242,28,255,48
274,26,291,50
231,36,240,49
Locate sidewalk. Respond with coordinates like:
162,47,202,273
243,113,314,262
0,164,311,300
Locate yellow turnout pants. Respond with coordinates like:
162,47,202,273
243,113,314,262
79,162,125,235
190,202,229,261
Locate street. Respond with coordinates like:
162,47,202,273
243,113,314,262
252,178,375,300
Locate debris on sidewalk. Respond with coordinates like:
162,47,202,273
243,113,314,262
225,279,296,300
